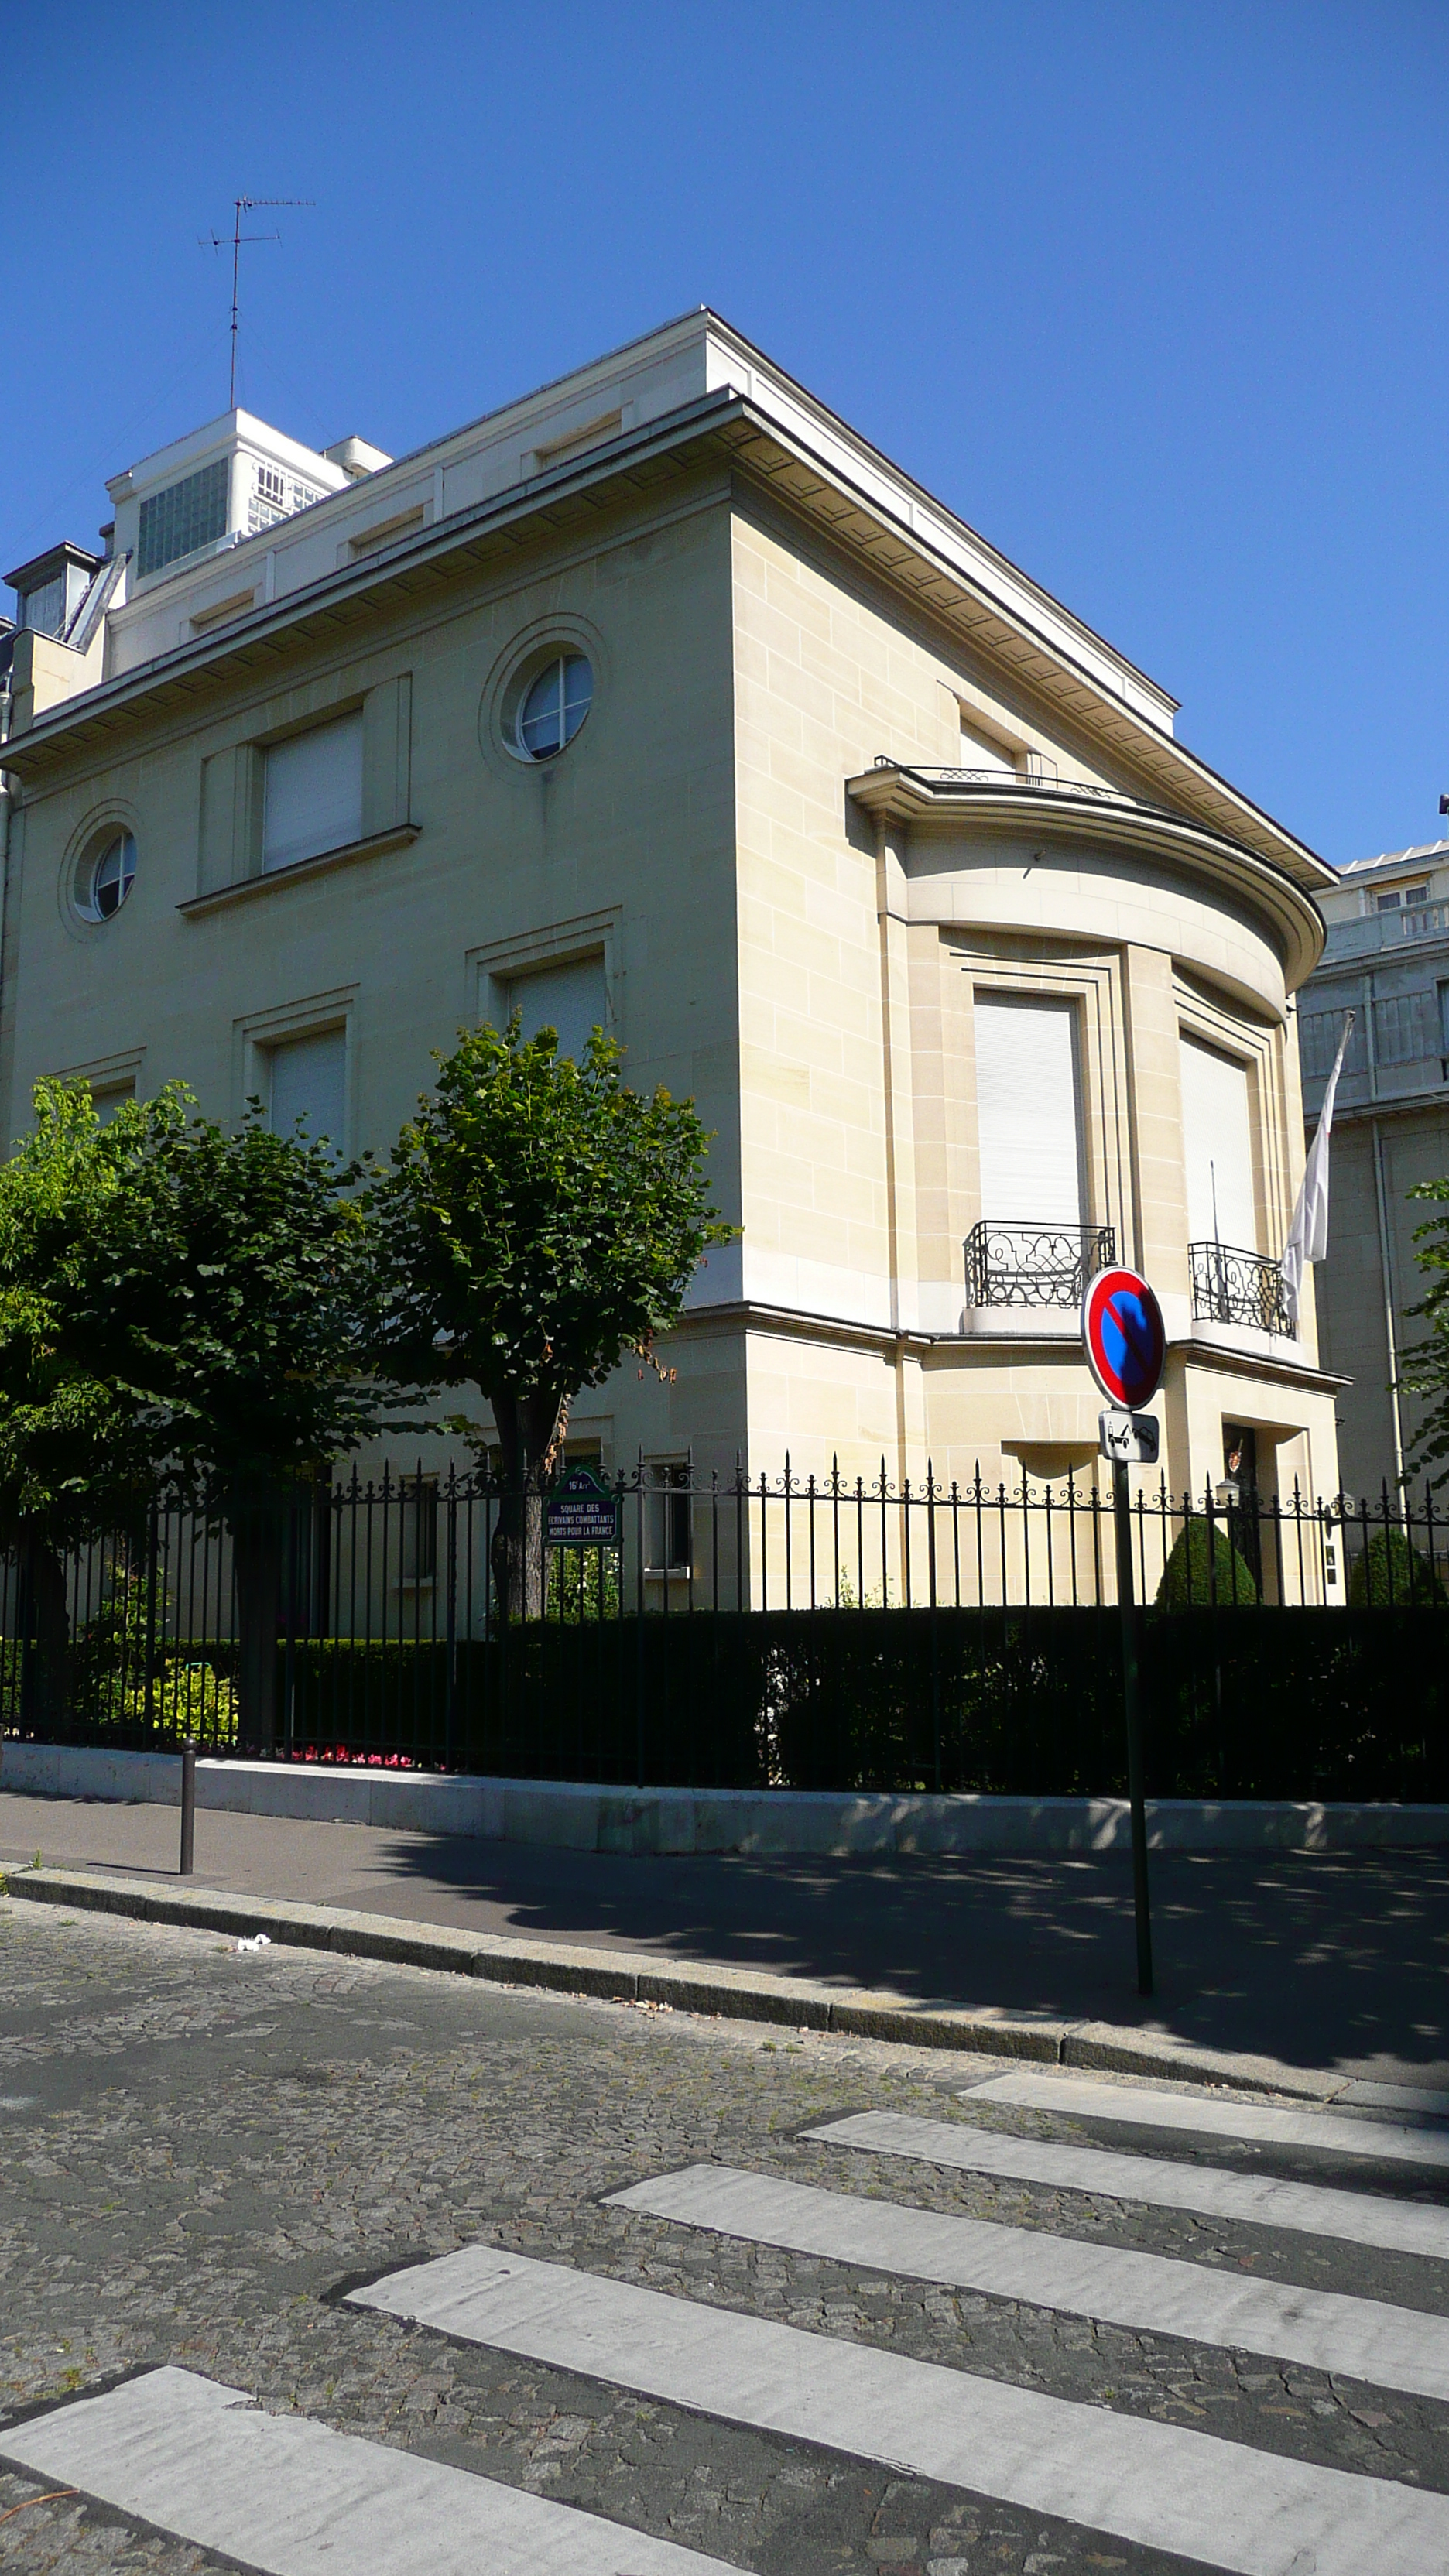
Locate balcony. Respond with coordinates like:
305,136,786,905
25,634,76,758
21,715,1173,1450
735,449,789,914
1190,1241,1293,1338
1321,901,1449,962
964,1219,1115,1310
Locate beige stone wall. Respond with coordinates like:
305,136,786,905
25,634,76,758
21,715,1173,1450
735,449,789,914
4,475,746,1477
728,502,1148,1347
726,493,1337,1503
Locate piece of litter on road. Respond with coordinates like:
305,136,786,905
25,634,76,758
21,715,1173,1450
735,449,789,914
235,1934,272,1954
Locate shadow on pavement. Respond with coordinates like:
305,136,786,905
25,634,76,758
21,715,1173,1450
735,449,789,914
365,1834,1449,2081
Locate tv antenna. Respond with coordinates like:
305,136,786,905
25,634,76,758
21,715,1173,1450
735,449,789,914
201,197,314,409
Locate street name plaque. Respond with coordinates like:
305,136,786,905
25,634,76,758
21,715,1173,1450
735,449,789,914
545,1464,622,1547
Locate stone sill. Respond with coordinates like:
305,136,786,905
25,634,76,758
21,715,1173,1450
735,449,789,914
178,823,420,918
960,1307,1080,1340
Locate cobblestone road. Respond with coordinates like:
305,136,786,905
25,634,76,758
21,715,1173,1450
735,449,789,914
0,1898,1444,2574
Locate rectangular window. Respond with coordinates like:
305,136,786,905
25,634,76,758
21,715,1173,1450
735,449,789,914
397,1478,438,1585
499,954,607,1062
93,1085,135,1126
974,993,1083,1227
1374,882,1430,913
265,1028,346,1153
262,714,364,872
646,1464,692,1574
19,575,65,636
137,458,229,580
1180,1035,1256,1248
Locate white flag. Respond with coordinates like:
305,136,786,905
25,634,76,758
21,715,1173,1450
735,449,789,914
1282,1009,1355,1327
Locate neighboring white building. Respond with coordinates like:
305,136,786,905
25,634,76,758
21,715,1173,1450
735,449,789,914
1297,837,1449,1499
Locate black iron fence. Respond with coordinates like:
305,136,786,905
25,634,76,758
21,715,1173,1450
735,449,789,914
2,1461,1446,1800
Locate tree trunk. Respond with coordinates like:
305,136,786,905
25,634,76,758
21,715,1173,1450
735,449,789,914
490,1390,566,1623
232,1495,283,1752
17,1530,70,1737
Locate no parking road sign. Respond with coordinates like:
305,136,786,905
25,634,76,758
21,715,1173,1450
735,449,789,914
1080,1259,1166,2006
1080,1265,1166,1413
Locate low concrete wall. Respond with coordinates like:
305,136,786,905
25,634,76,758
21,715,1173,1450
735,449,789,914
3,1739,1447,1855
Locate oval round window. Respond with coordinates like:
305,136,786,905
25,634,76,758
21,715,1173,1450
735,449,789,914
79,831,136,923
516,653,593,760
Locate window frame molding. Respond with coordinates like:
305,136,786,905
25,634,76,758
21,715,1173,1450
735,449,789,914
1173,975,1287,1261
478,612,608,779
58,801,142,941
194,675,413,905
944,939,1130,1263
47,1043,146,1104
231,987,357,1148
466,908,622,1046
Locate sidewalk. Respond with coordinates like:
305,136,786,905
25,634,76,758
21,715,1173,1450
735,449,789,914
2,1788,1447,2098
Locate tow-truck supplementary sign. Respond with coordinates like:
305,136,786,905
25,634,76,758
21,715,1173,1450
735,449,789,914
1080,1266,1166,1413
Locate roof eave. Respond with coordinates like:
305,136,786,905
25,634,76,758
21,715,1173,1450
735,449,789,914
5,388,1328,894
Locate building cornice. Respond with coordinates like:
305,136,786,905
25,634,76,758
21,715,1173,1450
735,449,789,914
669,1297,1346,1394
4,375,1325,892
849,764,1327,986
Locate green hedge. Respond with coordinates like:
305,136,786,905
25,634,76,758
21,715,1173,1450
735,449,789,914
9,1605,1448,1803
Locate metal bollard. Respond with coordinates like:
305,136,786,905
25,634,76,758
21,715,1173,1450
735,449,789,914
179,1740,197,1878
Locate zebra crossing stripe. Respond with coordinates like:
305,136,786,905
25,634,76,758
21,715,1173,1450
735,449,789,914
350,2244,1449,2576
965,2072,1449,2167
807,2109,1449,2259
0,2364,738,2574
605,2161,1449,2399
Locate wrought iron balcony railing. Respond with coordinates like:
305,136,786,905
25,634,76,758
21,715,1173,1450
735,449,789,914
964,1218,1115,1310
1190,1240,1293,1338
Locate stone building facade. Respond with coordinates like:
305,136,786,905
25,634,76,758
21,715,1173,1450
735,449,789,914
1297,837,1449,1499
0,311,1341,1516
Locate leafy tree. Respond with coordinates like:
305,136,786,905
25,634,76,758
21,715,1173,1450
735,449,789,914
367,1020,733,1617
0,1083,160,1727
94,1091,403,1744
0,1080,400,1745
1399,1177,1449,1492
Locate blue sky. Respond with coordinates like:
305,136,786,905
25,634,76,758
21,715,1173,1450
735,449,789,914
7,1,1447,868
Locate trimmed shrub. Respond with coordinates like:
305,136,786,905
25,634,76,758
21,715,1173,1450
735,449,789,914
1347,1527,1447,1607
1155,1521,1258,1608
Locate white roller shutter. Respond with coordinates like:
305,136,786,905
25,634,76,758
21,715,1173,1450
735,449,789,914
975,994,1082,1226
502,955,607,1063
263,714,364,872
1180,1035,1257,1247
267,1029,346,1153
958,718,1017,776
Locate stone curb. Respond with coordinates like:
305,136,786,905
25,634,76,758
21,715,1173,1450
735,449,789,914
7,1742,1449,1857
0,1862,1351,2102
